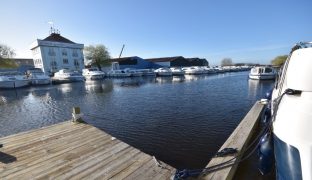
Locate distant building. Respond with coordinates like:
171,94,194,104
12,58,34,66
110,56,155,69
110,56,209,69
146,56,209,67
30,29,84,75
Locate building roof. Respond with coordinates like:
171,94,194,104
110,56,140,62
43,33,76,44
145,56,184,62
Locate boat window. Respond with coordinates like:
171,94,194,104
251,68,258,73
258,69,263,73
264,68,272,73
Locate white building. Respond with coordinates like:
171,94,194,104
30,30,84,75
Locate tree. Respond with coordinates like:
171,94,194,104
271,55,288,66
0,43,15,60
84,45,111,71
221,58,233,66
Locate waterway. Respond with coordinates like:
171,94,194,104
0,71,274,173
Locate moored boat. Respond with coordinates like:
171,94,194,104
136,69,156,76
170,67,185,76
154,67,172,76
182,67,205,75
268,42,312,179
107,70,131,77
52,69,84,83
249,66,276,80
0,71,30,88
82,68,105,80
124,68,143,77
26,68,51,85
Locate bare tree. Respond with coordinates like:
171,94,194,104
84,45,111,71
0,44,15,60
221,58,233,66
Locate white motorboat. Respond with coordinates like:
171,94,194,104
182,67,205,75
53,69,84,83
82,68,105,80
249,66,276,80
136,69,156,76
107,70,131,77
0,71,30,88
170,67,185,76
124,68,143,77
154,67,172,76
26,68,51,85
202,67,217,74
266,42,312,179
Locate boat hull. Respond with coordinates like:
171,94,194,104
0,80,30,88
249,74,275,80
157,72,172,76
171,71,185,76
273,133,302,180
84,74,105,80
31,78,51,85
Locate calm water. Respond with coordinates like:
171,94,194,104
0,71,274,170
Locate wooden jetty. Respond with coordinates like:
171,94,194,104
200,101,265,180
0,120,175,179
0,101,265,180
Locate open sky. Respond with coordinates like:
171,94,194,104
0,0,311,65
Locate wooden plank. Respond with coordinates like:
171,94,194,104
0,127,107,178
109,154,152,180
34,139,121,179
0,120,175,179
0,122,86,150
0,126,107,173
123,158,158,180
200,101,265,180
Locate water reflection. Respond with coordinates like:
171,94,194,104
172,76,185,83
248,79,274,99
155,76,173,84
0,89,29,104
85,80,113,93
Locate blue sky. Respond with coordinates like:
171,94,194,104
0,0,311,65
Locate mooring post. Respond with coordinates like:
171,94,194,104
72,107,83,123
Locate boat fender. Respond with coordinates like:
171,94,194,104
258,133,274,175
261,107,272,125
265,89,273,100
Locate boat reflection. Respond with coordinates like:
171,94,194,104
184,75,206,82
248,79,274,99
155,76,173,84
85,80,113,93
172,76,185,83
0,89,30,105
